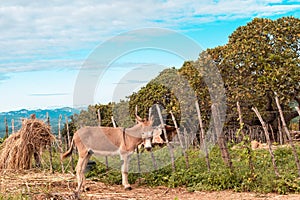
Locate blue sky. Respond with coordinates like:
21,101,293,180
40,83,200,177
0,0,299,112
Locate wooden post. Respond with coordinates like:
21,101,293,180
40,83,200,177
135,105,139,123
212,104,233,170
252,107,280,177
97,108,101,127
97,108,109,171
237,101,254,173
65,115,74,171
4,117,8,139
156,104,175,171
58,115,65,173
183,127,189,150
64,116,71,149
278,118,283,145
170,111,189,169
46,112,53,173
296,107,300,117
275,95,300,177
11,119,14,134
111,116,117,128
195,101,210,171
148,106,153,120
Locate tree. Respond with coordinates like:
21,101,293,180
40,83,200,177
206,17,300,130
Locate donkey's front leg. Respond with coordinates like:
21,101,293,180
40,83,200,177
121,153,132,190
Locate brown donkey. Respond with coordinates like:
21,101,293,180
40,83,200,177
62,115,155,195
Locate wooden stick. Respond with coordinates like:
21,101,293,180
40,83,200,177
111,116,117,128
183,127,189,149
97,108,101,127
4,117,8,139
278,118,283,145
156,104,175,171
65,115,74,171
195,100,210,172
212,104,233,170
296,106,300,117
58,115,65,173
11,119,14,134
275,95,300,177
252,107,280,177
237,101,253,173
148,106,157,170
46,112,53,173
170,111,189,169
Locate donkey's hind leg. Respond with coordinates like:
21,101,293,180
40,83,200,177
76,152,92,194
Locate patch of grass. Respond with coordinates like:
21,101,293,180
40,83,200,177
84,144,300,194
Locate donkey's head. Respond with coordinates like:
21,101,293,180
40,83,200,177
135,114,155,151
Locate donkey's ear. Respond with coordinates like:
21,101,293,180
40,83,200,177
135,114,144,123
135,105,143,123
149,115,154,125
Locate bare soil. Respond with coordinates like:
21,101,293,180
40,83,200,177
1,170,300,200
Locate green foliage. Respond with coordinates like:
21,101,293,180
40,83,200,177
112,100,136,127
129,67,181,125
207,17,300,126
83,145,300,194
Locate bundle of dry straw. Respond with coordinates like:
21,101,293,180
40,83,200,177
0,116,55,171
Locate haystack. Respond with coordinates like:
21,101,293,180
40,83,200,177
0,117,55,171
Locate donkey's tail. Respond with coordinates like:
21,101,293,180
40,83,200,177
62,138,74,159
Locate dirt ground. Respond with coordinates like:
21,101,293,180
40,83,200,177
1,170,300,200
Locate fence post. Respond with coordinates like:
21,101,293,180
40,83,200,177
155,104,175,172
46,112,53,173
237,101,253,173
212,103,233,170
4,117,8,139
58,114,65,173
97,108,109,171
65,115,74,171
149,107,158,170
296,107,300,118
11,119,14,134
195,101,210,172
252,107,280,177
275,95,300,177
278,118,283,145
111,116,117,128
97,108,101,127
170,111,189,169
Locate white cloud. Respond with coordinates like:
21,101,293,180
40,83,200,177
0,0,299,111
0,0,298,74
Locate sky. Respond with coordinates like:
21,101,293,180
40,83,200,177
0,0,299,112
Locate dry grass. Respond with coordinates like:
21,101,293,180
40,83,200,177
0,118,55,171
1,170,300,200
0,169,76,199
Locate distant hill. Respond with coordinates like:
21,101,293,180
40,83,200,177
0,107,81,137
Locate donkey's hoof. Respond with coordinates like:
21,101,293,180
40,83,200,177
125,186,132,191
73,191,80,199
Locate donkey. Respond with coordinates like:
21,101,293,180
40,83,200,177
62,115,155,195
